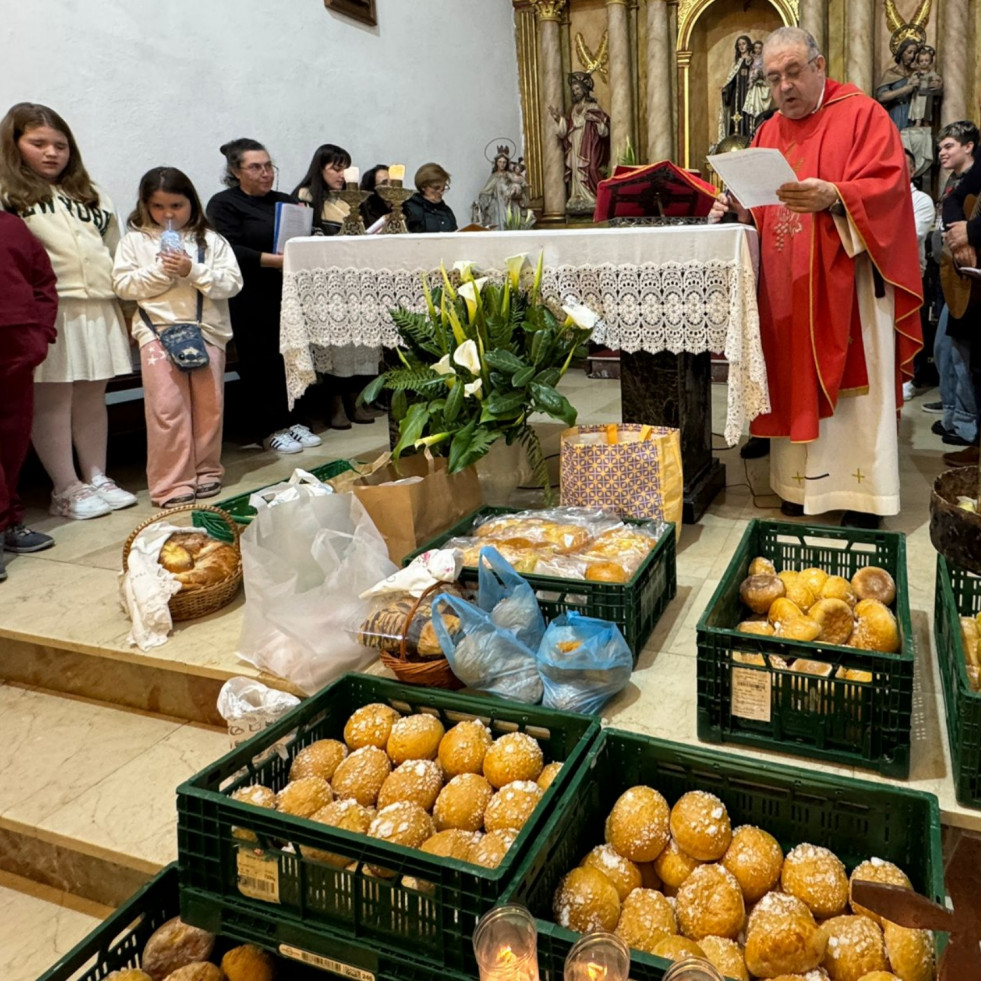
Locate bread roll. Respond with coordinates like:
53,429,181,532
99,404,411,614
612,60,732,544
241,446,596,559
699,935,750,981
744,891,827,978
849,858,912,924
160,966,222,981
483,780,543,832
653,836,704,891
553,865,621,932
614,888,677,953
852,566,897,606
669,790,732,862
652,935,707,962
470,828,518,869
386,713,445,764
221,944,276,981
881,921,934,981
275,776,332,818
331,745,392,806
581,843,642,901
722,824,783,903
605,785,670,863
290,739,348,782
482,732,544,788
376,759,443,811
301,798,373,866
537,761,562,791
344,703,401,750
851,599,900,653
438,719,492,777
781,843,849,918
434,772,493,832
675,863,745,940
740,574,786,614
821,915,887,981
140,918,215,981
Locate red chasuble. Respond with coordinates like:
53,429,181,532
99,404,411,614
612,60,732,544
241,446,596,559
749,79,922,442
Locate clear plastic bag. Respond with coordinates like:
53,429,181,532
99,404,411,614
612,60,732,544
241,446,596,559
537,611,633,714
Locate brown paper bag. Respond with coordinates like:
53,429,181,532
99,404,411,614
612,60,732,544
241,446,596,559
333,452,482,564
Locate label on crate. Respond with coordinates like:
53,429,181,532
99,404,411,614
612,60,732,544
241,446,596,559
279,944,376,981
731,666,772,722
236,847,280,903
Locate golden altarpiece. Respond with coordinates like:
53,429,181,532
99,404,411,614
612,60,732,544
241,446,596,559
512,0,981,221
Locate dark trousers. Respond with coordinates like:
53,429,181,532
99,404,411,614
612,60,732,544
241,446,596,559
230,322,295,443
0,326,47,532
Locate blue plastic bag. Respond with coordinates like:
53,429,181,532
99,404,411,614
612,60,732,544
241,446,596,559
431,590,543,703
537,611,632,714
477,546,546,651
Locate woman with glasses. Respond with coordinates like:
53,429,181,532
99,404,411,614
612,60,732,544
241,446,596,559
404,162,457,233
206,138,319,454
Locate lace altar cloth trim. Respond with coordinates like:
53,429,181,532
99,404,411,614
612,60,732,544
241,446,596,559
281,260,769,445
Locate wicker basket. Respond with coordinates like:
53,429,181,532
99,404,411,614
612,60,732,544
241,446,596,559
378,583,463,690
122,504,242,621
930,466,981,577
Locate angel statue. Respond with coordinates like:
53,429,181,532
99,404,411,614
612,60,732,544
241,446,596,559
548,31,610,214
476,143,528,229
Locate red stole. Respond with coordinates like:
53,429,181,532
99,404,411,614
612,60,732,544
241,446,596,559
749,79,922,442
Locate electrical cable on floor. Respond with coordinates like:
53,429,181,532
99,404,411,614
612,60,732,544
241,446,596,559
711,434,783,511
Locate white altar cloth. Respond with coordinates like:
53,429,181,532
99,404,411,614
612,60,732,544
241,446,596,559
281,225,767,445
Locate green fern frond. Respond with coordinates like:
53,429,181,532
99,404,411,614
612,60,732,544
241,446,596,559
515,423,553,503
389,307,445,357
381,367,446,393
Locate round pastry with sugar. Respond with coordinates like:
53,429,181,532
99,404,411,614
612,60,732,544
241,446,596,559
675,863,745,940
290,739,348,782
482,732,544,788
614,887,678,953
229,784,276,843
740,574,786,614
652,935,707,963
484,780,544,832
275,776,333,818
849,857,913,923
852,566,897,606
433,772,493,832
438,719,492,777
783,578,817,613
581,843,642,901
822,575,859,607
669,790,732,861
344,703,401,750
637,860,663,890
744,891,828,978
331,745,392,807
221,944,276,981
699,935,750,981
821,915,887,981
469,828,518,869
537,761,563,791
809,598,856,646
798,566,830,595
854,974,902,981
882,921,934,981
377,759,444,811
140,917,215,981
737,620,777,636
420,828,482,861
721,824,783,903
782,843,849,918
301,798,373,866
851,599,900,654
366,801,435,876
749,556,777,577
553,865,621,933
605,785,670,863
160,965,223,981
653,836,703,891
386,713,445,765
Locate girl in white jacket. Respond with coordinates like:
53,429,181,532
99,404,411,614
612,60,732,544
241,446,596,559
113,167,242,507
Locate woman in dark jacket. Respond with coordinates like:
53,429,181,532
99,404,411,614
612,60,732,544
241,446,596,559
360,164,392,228
206,138,320,453
404,162,457,233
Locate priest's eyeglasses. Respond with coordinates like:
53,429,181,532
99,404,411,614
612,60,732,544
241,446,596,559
765,56,818,87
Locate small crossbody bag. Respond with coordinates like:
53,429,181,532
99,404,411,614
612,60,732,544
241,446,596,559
138,244,210,372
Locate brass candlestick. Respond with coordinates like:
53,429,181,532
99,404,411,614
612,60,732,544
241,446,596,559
337,185,369,236
376,181,414,234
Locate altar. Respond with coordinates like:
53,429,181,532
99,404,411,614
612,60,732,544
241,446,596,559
280,225,767,521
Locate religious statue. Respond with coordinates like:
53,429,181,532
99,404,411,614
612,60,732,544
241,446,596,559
718,35,755,140
476,145,529,228
875,38,921,131
741,39,772,137
548,71,610,215
909,45,943,126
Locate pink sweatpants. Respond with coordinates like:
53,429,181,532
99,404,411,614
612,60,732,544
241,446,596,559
141,339,225,505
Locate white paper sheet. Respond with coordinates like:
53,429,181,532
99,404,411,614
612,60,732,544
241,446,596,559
274,202,314,254
707,148,798,209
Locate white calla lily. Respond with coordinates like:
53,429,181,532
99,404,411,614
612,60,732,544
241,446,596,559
464,379,483,398
452,260,477,278
562,302,600,330
453,338,482,374
432,354,454,375
457,277,488,319
504,253,530,288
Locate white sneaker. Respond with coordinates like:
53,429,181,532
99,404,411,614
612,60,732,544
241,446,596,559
50,485,111,520
288,423,323,447
90,472,138,510
902,380,915,403
262,429,302,454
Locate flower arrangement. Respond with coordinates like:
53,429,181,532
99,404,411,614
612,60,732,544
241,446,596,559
361,252,598,498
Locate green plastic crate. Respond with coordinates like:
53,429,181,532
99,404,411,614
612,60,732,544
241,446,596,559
406,507,677,662
504,728,944,981
696,519,915,777
191,458,352,541
934,554,981,808
177,672,600,974
39,864,471,981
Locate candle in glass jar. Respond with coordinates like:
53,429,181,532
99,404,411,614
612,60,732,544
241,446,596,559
342,166,360,186
388,163,406,185
473,906,540,981
563,932,630,981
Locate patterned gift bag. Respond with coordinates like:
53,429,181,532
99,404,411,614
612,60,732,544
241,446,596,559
560,424,683,539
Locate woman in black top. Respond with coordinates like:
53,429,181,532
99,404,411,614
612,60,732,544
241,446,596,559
206,138,318,453
404,162,457,233
360,164,392,228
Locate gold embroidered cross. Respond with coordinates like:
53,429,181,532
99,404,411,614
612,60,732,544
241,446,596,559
852,469,865,483
792,471,806,485
773,206,803,252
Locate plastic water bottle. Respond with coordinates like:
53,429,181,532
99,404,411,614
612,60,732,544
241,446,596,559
160,218,181,254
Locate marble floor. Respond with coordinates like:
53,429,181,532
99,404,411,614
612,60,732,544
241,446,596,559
2,369,978,979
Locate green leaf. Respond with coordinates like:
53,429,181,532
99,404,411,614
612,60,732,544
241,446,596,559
443,379,465,423
484,349,526,374
392,403,431,460
530,382,577,427
391,389,408,420
380,367,445,394
389,308,444,358
451,426,501,472
530,328,552,365
515,423,554,503
360,374,386,405
483,390,528,418
542,307,559,330
447,418,478,472
533,367,561,388
512,365,535,387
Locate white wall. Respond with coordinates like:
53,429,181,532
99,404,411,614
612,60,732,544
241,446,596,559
1,0,522,223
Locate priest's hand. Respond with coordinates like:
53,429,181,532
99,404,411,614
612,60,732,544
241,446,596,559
707,192,751,225
777,178,839,213
945,220,969,251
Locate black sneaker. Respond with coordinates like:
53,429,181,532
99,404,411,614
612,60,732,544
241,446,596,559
841,510,881,529
780,500,805,517
922,401,943,414
3,523,55,553
930,420,950,436
943,432,975,446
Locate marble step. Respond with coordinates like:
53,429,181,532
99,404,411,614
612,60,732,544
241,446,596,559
0,683,229,909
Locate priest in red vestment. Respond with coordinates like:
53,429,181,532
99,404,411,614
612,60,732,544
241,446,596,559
711,26,922,528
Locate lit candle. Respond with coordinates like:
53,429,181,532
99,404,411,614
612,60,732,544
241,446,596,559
473,906,540,981
563,933,630,981
388,163,406,185
342,166,359,188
